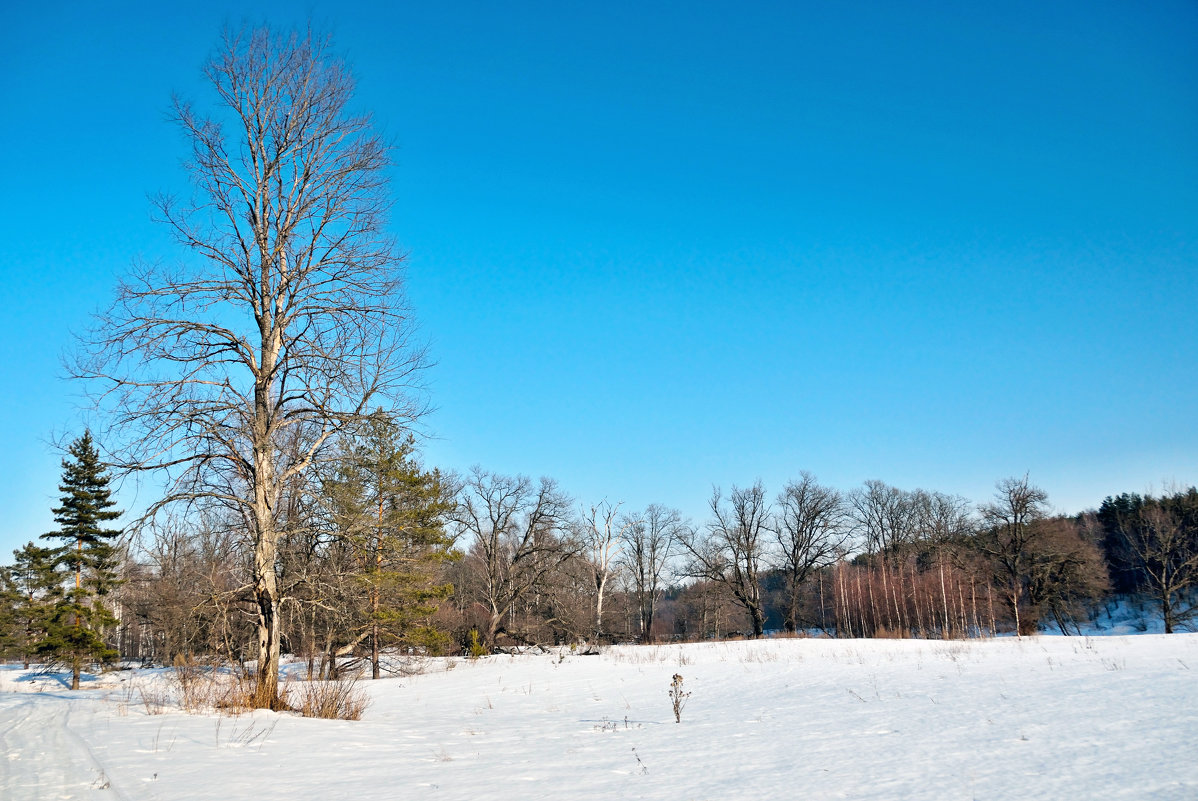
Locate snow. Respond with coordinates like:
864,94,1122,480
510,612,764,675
3,635,1197,800
1084,596,1196,636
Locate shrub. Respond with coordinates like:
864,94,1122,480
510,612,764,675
292,676,370,721
170,656,259,715
467,629,487,660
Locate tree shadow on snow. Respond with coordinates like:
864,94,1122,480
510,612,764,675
12,668,98,689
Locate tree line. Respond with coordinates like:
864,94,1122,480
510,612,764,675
4,430,1196,686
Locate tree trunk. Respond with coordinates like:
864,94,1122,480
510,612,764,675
640,602,654,644
594,572,608,641
785,575,800,634
253,564,281,708
866,570,880,634
370,548,381,679
252,481,283,708
879,561,895,631
749,603,765,638
939,559,950,636
372,618,381,679
855,567,868,637
485,613,502,649
970,579,980,637
373,498,383,679
252,322,284,709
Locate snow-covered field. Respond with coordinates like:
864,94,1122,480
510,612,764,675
3,635,1196,800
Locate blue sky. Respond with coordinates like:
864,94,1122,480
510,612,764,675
1,1,1196,557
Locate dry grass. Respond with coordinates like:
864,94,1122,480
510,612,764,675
735,645,783,663
101,658,368,721
289,676,370,721
872,626,911,639
139,685,171,715
169,657,261,715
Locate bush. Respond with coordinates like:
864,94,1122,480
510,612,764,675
170,656,259,714
291,676,370,721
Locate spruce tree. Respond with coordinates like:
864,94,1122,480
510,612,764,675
40,431,123,688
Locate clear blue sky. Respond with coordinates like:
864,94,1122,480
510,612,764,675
2,1,1196,557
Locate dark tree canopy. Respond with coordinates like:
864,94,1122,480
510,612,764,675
39,431,123,688
44,431,122,588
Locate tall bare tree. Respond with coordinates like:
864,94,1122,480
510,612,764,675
680,482,772,638
849,480,920,632
578,501,627,641
619,504,683,643
74,26,423,707
977,476,1051,635
453,469,573,648
775,473,849,633
911,490,974,635
850,480,919,557
972,471,1102,632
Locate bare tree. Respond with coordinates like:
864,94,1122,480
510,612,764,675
124,510,250,666
74,26,424,707
1115,490,1198,633
850,480,919,557
680,482,772,638
849,481,921,633
911,490,975,636
945,480,1109,637
620,504,683,643
774,473,849,633
912,490,974,547
1023,515,1108,635
453,469,573,648
977,476,1048,635
578,501,627,641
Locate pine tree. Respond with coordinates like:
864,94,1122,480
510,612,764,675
1,543,63,667
40,431,123,689
325,415,457,678
0,565,20,661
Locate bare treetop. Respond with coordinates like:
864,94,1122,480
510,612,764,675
79,25,423,490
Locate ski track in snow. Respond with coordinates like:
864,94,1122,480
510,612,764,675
2,635,1197,800
1,691,133,800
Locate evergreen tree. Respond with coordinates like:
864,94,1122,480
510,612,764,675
324,415,457,678
0,565,19,661
1,543,63,667
40,431,123,688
